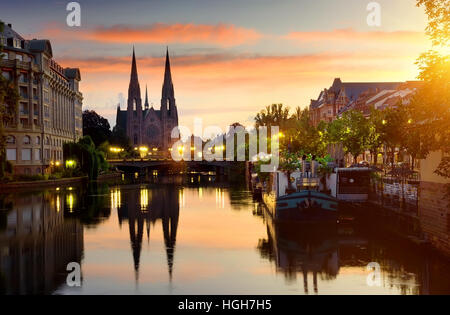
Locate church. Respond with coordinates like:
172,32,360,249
116,48,179,153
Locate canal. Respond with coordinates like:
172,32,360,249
0,174,449,295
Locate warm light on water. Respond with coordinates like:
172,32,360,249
0,180,449,295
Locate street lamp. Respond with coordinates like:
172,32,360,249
139,146,149,158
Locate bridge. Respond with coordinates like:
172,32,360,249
107,158,243,175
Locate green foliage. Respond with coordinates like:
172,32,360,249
326,110,370,163
63,136,109,180
413,1,450,177
416,0,449,46
287,108,327,156
255,104,290,131
82,110,112,147
278,151,302,173
435,157,450,179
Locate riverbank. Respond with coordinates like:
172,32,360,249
0,172,123,192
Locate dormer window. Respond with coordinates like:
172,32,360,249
14,38,22,48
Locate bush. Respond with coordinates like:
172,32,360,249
13,174,46,181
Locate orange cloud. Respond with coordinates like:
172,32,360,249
284,28,426,45
39,23,262,47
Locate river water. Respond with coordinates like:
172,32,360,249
0,175,449,295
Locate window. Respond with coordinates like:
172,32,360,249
35,149,41,161
23,136,31,145
22,149,31,161
19,103,28,115
1,52,8,60
15,54,23,61
44,106,50,118
43,91,49,103
36,136,41,145
14,39,22,49
45,137,50,145
2,71,11,80
6,136,15,144
18,73,27,83
6,149,16,161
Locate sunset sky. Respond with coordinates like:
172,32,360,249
1,0,433,130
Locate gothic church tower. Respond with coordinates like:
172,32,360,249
127,47,143,145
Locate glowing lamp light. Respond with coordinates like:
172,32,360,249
55,161,61,167
109,147,123,153
139,146,149,152
65,160,76,168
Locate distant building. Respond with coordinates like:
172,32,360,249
0,23,83,175
339,81,423,117
309,78,402,125
116,48,179,154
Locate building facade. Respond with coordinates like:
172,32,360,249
116,48,179,154
0,23,83,175
309,78,402,126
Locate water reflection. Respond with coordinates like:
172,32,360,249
254,202,450,295
117,185,179,281
0,178,449,295
0,191,83,294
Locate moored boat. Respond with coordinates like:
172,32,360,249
262,171,338,222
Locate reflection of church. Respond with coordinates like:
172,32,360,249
117,186,179,281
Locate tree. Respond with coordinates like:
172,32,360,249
255,104,290,131
329,110,370,164
63,136,108,180
110,125,130,149
287,108,327,156
366,108,384,165
416,0,449,46
82,110,111,147
379,105,409,166
0,21,19,178
412,0,450,178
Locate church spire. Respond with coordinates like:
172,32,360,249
144,85,149,109
162,47,174,99
128,46,141,99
